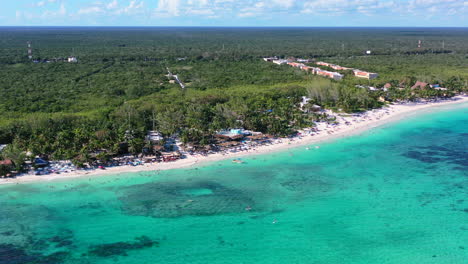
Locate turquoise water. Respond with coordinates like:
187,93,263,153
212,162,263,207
1,103,467,264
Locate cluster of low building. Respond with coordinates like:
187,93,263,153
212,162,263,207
411,81,448,90
32,56,78,64
316,61,379,80
264,57,344,81
355,81,449,93
289,61,344,81
264,57,378,81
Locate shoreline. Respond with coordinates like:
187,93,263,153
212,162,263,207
1,96,467,185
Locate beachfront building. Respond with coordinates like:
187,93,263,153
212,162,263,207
263,58,344,80
272,59,289,65
161,152,182,162
287,62,306,68
353,70,379,80
430,84,448,91
302,66,320,74
331,65,353,71
0,159,13,167
0,159,14,177
316,69,344,81
316,61,333,67
263,57,278,62
301,65,343,81
316,61,353,71
297,58,312,63
215,129,250,141
68,56,78,63
411,81,428,89
146,131,164,143
316,61,379,79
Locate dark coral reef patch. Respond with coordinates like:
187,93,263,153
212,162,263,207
87,236,158,257
0,244,69,264
118,180,257,218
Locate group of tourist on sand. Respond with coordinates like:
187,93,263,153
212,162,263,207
0,96,467,183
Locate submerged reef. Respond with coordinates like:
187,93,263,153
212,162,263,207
118,180,257,218
0,225,76,264
403,141,468,167
0,244,69,264
87,236,158,257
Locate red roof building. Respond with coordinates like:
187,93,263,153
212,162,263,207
353,70,379,80
0,159,13,166
411,81,428,89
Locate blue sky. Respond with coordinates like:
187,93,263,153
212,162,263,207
1,0,467,27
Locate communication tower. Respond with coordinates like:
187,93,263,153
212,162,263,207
27,41,32,59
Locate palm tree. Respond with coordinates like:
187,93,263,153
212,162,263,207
1,144,26,172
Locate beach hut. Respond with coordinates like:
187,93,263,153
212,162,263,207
0,159,13,167
218,141,241,150
411,81,428,90
0,159,14,177
246,134,266,141
161,152,182,162
215,129,248,141
146,131,164,143
153,145,165,153
34,158,49,167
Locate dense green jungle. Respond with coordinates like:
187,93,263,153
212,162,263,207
0,27,467,165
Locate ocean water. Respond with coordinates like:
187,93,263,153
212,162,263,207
0,103,467,264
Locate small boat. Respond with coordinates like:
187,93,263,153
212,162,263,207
232,159,244,164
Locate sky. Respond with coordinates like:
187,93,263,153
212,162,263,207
1,0,467,27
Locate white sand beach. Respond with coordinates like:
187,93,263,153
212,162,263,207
1,96,467,185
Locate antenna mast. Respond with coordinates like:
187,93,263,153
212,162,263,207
27,41,32,60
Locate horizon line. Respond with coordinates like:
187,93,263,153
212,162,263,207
1,26,468,29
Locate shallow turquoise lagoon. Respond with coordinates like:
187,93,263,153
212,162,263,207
1,103,467,264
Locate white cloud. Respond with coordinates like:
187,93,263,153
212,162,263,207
78,6,103,15
116,0,145,14
107,0,119,9
301,0,420,16
16,0,468,24
405,0,466,15
58,3,66,15
34,0,58,8
155,0,181,16
188,0,209,6
272,0,295,8
188,9,215,16
238,11,255,17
